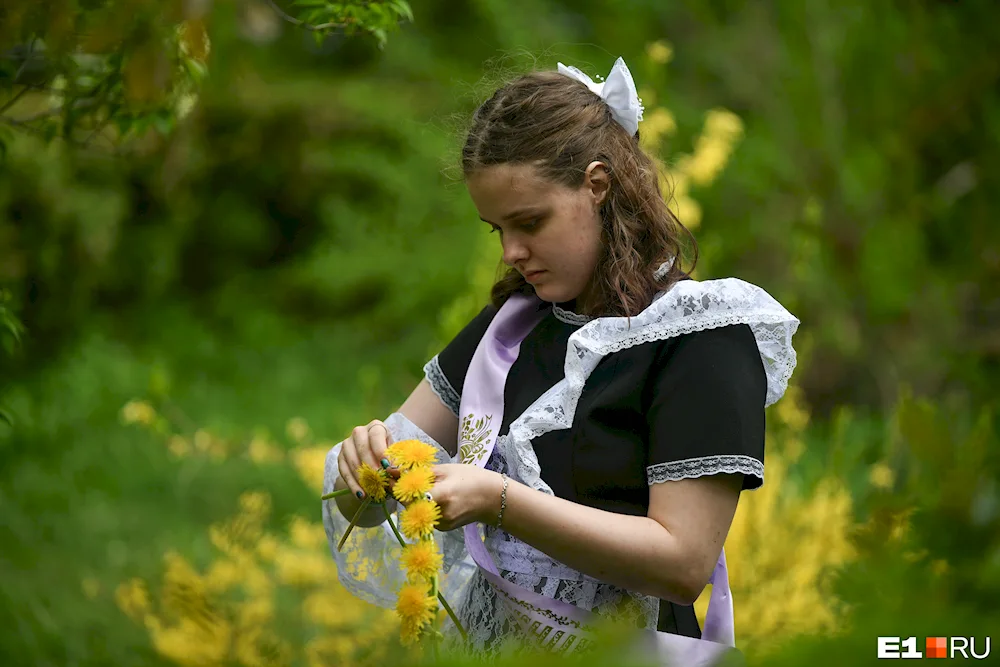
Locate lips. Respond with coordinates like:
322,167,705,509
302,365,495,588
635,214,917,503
523,270,545,282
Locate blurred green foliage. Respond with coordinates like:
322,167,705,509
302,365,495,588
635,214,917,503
0,0,998,665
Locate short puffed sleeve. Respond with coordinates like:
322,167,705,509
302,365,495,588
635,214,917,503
646,323,768,490
422,305,498,417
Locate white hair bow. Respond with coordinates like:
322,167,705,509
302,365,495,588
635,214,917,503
556,57,645,136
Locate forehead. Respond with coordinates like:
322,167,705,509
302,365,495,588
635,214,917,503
466,164,557,216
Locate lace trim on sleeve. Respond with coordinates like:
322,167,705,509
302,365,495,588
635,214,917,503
423,355,461,417
646,454,764,485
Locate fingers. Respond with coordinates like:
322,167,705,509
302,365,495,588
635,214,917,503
366,420,392,469
337,421,396,501
337,447,363,498
351,425,381,471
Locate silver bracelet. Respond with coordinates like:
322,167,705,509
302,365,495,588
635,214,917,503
497,473,509,528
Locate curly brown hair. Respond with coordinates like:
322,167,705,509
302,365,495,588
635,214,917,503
462,69,697,318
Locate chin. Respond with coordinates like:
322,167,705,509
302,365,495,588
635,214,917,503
532,283,575,304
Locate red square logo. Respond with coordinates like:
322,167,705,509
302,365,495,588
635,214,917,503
926,637,947,659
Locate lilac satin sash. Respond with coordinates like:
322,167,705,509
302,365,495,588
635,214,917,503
458,293,739,665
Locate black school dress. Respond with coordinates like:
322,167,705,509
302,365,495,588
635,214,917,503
423,298,768,638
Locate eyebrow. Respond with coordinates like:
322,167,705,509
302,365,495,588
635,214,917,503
479,207,545,224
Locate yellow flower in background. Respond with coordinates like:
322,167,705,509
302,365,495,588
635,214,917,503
776,385,810,432
704,107,743,139
869,461,895,490
276,547,335,587
146,615,232,667
256,534,279,562
120,399,156,426
673,196,702,229
682,110,744,188
239,491,272,519
401,541,443,582
291,446,327,493
394,466,435,503
194,429,212,452
191,428,229,461
286,417,311,443
646,39,674,64
386,439,437,470
396,582,437,645
167,435,190,458
639,107,677,150
399,499,441,540
357,462,389,502
115,578,150,622
248,435,285,464
289,515,328,550
204,559,241,594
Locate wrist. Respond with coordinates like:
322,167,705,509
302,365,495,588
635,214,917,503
479,470,505,525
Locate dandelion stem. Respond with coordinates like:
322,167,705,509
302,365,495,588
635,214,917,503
436,592,467,642
337,496,373,551
320,488,351,501
382,502,407,545
381,503,467,641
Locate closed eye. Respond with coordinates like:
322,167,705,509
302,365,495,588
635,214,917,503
520,218,542,232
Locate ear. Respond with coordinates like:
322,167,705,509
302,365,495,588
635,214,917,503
584,161,611,206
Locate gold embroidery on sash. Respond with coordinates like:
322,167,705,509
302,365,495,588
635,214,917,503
459,413,493,464
493,584,595,654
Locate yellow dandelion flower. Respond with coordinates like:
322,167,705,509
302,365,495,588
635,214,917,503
357,462,389,502
396,582,437,640
394,466,435,503
400,617,423,647
399,500,440,540
401,541,443,582
386,439,438,470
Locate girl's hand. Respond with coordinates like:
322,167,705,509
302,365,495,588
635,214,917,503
337,420,393,499
425,464,504,531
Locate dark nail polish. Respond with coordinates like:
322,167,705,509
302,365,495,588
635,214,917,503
381,458,390,469
356,491,364,499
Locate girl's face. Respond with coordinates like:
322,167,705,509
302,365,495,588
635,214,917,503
466,162,609,307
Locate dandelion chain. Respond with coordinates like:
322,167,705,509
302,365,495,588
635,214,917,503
323,438,466,646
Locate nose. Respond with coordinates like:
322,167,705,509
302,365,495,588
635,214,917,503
501,237,529,268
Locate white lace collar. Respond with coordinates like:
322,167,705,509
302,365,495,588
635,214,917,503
502,277,800,497
550,303,592,325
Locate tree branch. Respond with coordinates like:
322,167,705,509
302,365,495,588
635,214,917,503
14,37,36,82
0,87,30,115
262,0,349,31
